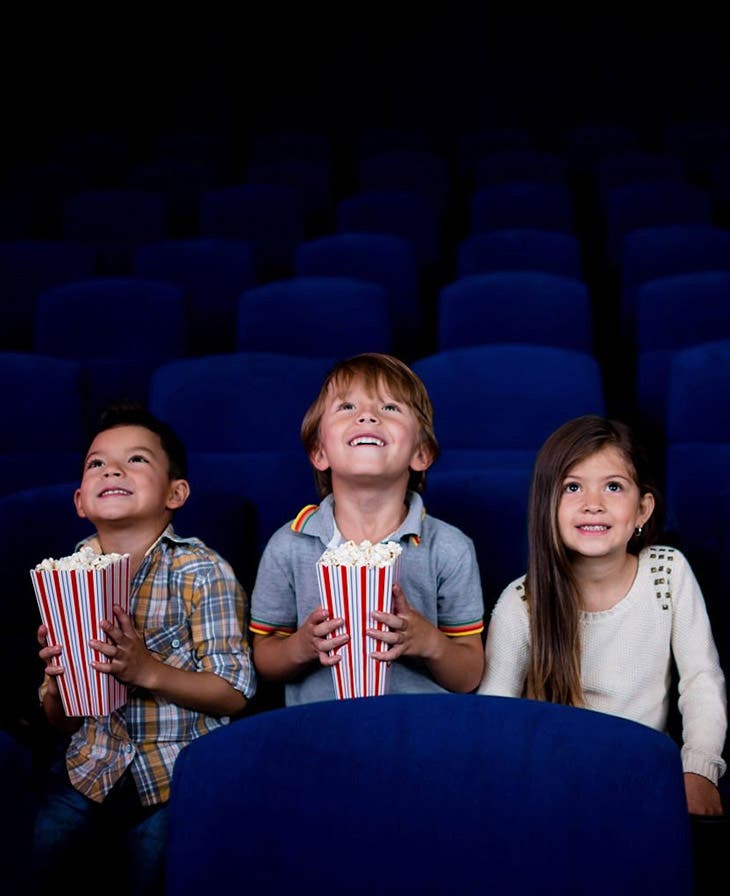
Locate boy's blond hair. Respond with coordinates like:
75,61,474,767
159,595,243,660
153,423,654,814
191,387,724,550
301,353,439,498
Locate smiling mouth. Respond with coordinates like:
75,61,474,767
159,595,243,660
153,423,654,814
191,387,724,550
349,437,384,447
98,488,132,497
577,525,609,532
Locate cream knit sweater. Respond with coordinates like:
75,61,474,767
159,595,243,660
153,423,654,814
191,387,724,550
478,546,727,783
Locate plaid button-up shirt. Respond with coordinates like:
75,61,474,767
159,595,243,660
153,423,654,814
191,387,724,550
56,526,255,805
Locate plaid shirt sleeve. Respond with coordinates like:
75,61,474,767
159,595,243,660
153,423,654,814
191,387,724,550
184,554,257,699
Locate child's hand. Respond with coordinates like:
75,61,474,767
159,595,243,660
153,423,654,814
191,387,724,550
367,583,438,662
37,624,63,694
89,605,157,689
298,606,349,667
684,772,724,815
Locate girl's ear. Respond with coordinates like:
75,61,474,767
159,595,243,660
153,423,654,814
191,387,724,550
167,479,190,511
637,491,655,529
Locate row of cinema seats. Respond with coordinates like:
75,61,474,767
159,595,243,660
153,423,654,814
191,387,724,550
3,224,730,434
3,123,730,370
2,340,730,733
4,121,730,246
0,692,701,894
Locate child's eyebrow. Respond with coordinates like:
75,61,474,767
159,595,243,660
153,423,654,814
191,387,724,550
563,472,632,481
84,445,156,461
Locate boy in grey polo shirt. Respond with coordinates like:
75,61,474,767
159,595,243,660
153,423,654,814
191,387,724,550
250,353,485,705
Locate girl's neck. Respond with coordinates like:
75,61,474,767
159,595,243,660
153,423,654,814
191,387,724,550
573,552,639,613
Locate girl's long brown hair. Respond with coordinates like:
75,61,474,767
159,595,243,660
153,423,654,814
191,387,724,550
525,415,661,705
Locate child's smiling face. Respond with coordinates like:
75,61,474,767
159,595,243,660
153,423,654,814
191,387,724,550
310,376,432,489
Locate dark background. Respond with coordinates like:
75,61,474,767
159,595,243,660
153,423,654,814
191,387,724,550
3,5,727,165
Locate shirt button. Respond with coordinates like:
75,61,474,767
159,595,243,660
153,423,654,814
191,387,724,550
124,743,134,755
171,638,181,649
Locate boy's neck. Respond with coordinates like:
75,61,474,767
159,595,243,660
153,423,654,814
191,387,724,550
94,518,172,578
331,485,410,544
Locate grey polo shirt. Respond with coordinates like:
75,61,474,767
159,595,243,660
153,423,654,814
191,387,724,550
250,490,484,705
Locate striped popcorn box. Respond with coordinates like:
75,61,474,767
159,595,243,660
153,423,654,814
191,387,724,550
316,540,402,700
31,547,131,717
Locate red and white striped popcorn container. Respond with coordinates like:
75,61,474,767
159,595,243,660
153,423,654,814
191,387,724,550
30,548,131,716
316,540,402,700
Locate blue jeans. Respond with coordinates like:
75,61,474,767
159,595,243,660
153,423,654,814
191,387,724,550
32,751,167,895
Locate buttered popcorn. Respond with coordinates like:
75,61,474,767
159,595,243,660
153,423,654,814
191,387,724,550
318,540,402,568
34,545,129,572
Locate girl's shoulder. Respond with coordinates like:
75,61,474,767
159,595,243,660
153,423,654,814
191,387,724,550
496,574,529,607
637,545,697,598
639,544,691,571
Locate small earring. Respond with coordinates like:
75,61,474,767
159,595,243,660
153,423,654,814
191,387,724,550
635,525,643,536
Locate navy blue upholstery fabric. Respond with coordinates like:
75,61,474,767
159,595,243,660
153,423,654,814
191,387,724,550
34,277,188,431
148,352,333,454
355,148,451,214
412,346,605,470
336,189,441,270
184,449,318,556
0,352,84,496
470,182,576,235
605,181,711,267
199,183,305,281
244,158,335,231
635,271,730,430
425,466,531,617
437,271,593,353
456,228,583,280
235,276,392,358
594,150,686,206
294,232,422,357
133,237,255,355
0,239,95,352
166,694,694,895
619,224,730,341
664,339,730,589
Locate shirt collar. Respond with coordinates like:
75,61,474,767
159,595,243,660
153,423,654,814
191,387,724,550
75,523,193,557
303,491,425,548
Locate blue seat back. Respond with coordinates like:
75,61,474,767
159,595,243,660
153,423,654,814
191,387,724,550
166,694,694,896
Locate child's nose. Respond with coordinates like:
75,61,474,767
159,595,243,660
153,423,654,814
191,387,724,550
358,410,378,423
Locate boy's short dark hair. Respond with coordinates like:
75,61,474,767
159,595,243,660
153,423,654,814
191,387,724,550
88,401,188,480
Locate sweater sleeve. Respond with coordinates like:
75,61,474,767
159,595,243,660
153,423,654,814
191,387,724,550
671,551,728,783
477,578,530,697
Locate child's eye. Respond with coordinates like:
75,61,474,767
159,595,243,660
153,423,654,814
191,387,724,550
129,454,149,464
606,481,622,492
337,401,355,411
564,482,580,493
382,402,401,412
86,458,103,469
